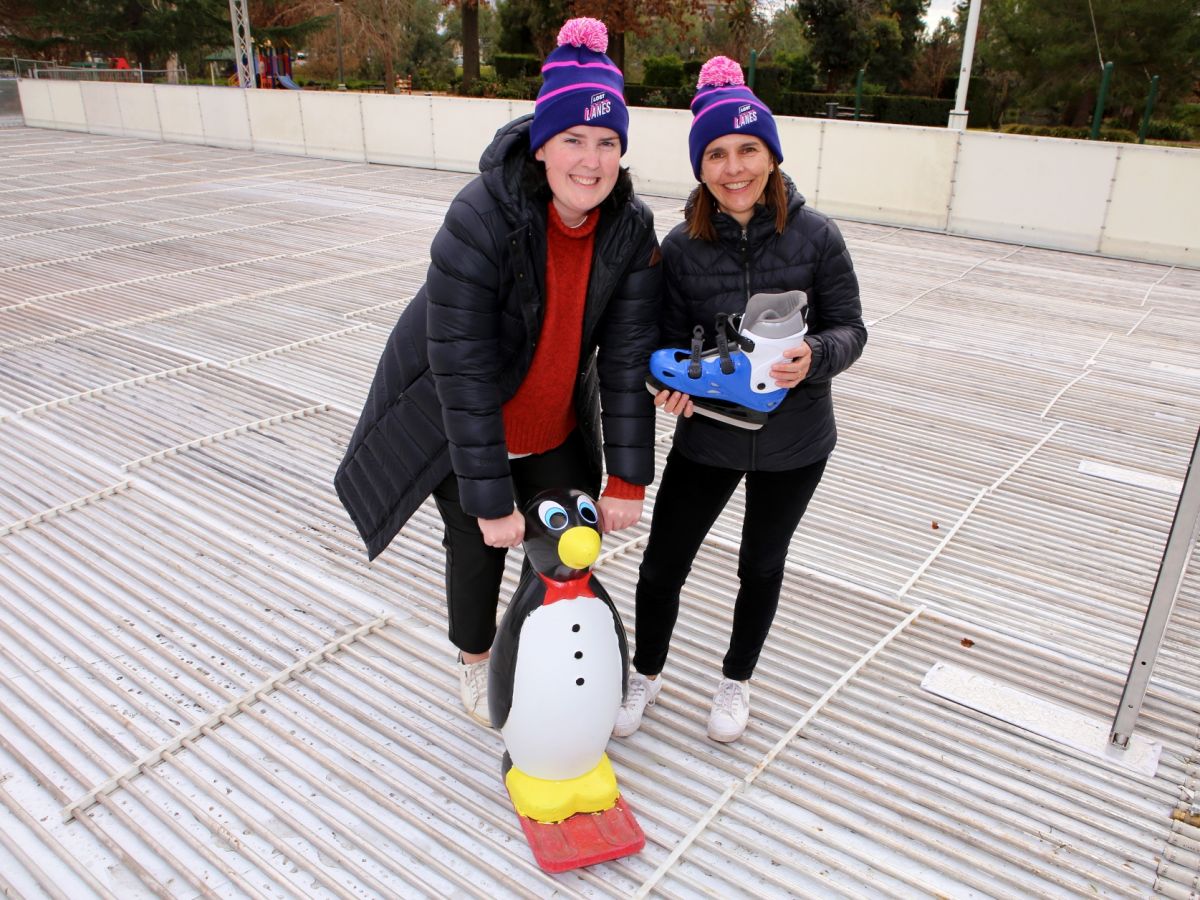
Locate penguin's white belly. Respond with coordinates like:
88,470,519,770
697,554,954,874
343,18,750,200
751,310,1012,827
502,596,622,781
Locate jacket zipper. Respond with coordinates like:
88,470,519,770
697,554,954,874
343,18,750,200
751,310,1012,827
739,227,750,302
739,226,757,467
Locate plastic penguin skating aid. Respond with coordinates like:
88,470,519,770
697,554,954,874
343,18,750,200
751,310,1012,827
488,488,644,872
647,290,809,430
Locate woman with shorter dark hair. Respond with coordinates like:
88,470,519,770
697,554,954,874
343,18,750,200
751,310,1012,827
614,57,867,743
336,19,661,726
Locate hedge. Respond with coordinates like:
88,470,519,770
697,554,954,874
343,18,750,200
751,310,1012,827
493,53,540,80
1144,119,1193,142
641,55,685,88
1000,123,1139,143
624,84,692,108
623,83,954,127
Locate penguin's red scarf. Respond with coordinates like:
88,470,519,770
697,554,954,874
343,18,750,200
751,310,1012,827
536,572,595,605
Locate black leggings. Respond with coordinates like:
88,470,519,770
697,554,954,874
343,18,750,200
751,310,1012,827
633,448,827,681
432,430,600,654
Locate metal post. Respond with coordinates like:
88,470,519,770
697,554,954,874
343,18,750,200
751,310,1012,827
748,49,757,90
335,0,346,90
1137,75,1160,144
854,68,864,120
1090,60,1113,140
1111,427,1200,748
947,0,981,130
228,0,255,89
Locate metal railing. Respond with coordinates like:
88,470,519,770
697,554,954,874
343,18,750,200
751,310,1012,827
5,57,187,84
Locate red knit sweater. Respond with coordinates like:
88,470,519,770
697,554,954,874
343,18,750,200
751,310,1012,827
501,203,643,501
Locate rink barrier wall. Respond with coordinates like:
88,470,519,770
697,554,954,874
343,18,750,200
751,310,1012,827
14,79,1199,267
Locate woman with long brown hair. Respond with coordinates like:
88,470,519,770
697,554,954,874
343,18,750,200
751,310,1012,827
614,57,867,743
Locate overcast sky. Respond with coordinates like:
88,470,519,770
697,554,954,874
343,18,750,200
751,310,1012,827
925,0,958,32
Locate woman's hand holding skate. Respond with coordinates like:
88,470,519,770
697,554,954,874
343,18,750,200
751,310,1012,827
770,342,812,388
654,389,695,418
598,496,642,534
478,510,525,547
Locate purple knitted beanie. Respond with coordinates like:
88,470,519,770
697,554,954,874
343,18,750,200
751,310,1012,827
688,56,783,181
531,18,629,154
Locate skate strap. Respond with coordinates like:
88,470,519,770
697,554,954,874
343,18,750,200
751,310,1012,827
688,326,704,379
714,313,755,375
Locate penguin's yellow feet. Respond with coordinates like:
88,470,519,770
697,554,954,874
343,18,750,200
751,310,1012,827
505,754,620,824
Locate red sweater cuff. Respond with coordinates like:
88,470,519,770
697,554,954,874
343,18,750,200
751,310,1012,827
601,476,645,501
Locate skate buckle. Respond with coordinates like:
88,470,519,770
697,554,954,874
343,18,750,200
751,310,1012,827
687,326,704,379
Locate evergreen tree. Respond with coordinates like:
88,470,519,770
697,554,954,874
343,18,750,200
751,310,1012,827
978,0,1200,126
3,0,229,67
793,0,927,91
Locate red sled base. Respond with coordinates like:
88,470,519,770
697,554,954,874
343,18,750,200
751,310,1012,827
516,796,645,873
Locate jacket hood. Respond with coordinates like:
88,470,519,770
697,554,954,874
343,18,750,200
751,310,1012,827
478,114,537,225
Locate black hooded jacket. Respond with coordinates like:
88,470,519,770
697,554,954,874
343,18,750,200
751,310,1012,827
335,116,662,559
661,181,866,470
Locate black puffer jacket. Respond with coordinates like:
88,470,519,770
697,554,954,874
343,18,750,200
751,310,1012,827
335,116,662,559
661,181,866,471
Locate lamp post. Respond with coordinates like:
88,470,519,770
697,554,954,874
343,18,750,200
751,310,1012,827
947,0,982,130
334,0,346,90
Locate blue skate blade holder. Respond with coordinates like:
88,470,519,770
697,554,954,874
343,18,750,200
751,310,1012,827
648,347,787,413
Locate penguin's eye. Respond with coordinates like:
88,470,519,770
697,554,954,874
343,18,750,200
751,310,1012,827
537,500,569,531
576,497,598,524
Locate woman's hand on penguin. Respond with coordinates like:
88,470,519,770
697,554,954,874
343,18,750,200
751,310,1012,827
654,389,694,418
478,510,526,548
598,496,643,534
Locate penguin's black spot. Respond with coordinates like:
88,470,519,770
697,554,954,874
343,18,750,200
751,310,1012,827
574,651,583,659
571,624,580,632
576,677,585,686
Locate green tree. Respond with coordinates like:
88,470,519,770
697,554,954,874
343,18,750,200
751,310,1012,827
346,0,448,90
908,13,958,97
863,13,903,90
888,0,926,81
445,0,499,65
977,0,1200,127
793,0,871,90
724,0,762,63
3,0,229,67
496,0,570,56
625,8,706,82
225,1,331,49
571,0,707,71
793,0,927,91
762,4,810,59
460,0,481,88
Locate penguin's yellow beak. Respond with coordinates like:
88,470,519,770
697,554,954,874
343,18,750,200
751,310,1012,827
558,526,600,570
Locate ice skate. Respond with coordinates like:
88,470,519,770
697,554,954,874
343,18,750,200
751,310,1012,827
646,291,809,430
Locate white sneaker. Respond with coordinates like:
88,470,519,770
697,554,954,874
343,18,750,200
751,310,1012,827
612,672,662,737
707,678,750,742
457,653,491,727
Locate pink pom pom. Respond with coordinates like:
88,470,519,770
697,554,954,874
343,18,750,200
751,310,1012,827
697,56,745,89
557,17,609,53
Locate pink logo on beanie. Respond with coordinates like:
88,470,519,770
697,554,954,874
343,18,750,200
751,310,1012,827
585,92,612,121
734,103,758,129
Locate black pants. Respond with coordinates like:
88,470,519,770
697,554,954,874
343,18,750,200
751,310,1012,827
633,448,827,681
432,430,599,654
